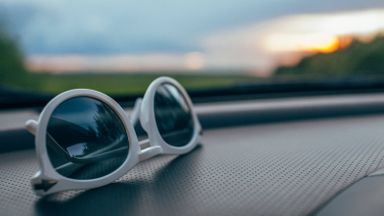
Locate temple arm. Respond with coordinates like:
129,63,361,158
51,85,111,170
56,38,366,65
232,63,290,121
130,98,142,126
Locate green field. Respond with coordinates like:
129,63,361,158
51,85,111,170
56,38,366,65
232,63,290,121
10,72,258,95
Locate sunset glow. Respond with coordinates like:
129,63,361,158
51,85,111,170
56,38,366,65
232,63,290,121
305,36,339,53
264,34,338,53
261,9,384,55
264,34,353,54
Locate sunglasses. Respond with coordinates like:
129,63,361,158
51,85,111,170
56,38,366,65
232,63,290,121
25,77,202,196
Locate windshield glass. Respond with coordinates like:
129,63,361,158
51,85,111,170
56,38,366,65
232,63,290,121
1,0,384,104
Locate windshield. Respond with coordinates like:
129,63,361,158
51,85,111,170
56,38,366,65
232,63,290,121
1,0,384,105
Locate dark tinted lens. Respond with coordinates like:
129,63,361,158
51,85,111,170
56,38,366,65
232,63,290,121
154,83,194,147
46,96,129,180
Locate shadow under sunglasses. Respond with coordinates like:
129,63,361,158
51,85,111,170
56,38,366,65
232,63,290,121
35,144,203,216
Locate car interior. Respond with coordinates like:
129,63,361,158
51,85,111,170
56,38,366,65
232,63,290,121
1,0,384,215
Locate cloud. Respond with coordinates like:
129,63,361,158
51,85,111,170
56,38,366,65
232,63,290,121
26,53,206,72
3,0,382,74
26,8,384,75
3,0,384,56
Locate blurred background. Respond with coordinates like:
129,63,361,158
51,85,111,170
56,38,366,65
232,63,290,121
0,0,384,97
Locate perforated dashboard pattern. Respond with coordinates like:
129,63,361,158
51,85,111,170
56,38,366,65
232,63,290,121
2,115,384,216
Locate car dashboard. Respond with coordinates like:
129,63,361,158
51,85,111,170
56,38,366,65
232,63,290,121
2,93,384,216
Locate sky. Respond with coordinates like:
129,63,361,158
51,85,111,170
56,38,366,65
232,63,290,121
1,0,384,74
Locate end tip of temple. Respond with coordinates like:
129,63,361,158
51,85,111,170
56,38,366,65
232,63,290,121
25,119,38,135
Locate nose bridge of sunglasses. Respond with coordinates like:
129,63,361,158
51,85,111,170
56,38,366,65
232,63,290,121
138,139,162,162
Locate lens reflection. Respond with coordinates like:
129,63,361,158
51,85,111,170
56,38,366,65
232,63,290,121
46,96,129,180
154,83,194,147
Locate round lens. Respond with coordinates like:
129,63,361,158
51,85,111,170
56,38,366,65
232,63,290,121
46,96,129,180
154,83,194,147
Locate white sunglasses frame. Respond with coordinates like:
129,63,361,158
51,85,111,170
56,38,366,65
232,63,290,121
25,76,202,196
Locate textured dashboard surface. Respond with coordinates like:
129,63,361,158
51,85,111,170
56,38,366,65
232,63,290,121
2,115,384,216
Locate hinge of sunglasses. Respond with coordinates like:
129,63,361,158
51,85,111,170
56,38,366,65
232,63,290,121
31,171,58,196
25,119,38,135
